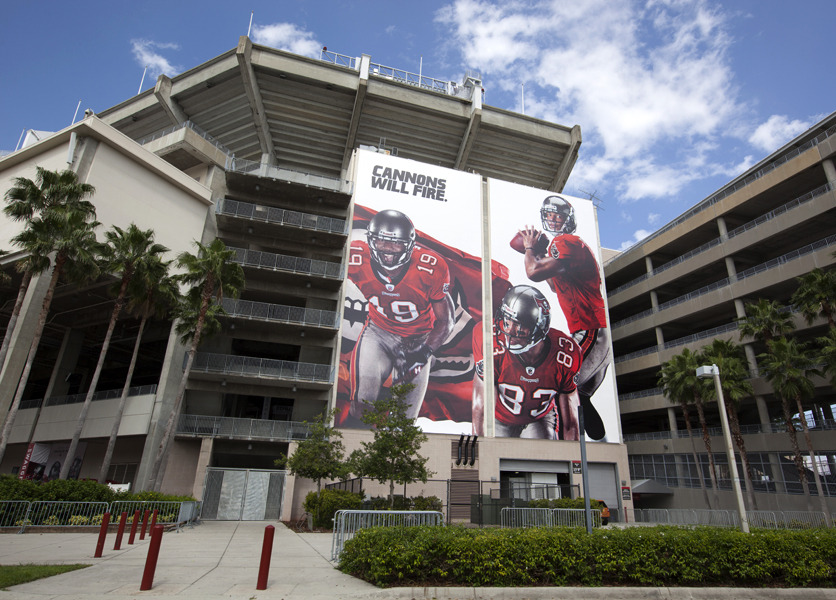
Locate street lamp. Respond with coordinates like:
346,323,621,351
696,364,750,533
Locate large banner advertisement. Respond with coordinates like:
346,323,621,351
336,150,485,434
484,179,619,443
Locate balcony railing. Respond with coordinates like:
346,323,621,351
189,352,335,384
220,298,339,329
225,157,352,194
216,198,347,235
177,414,312,441
229,246,344,280
623,419,836,442
19,385,158,410
137,120,234,156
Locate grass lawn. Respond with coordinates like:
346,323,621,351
0,564,90,590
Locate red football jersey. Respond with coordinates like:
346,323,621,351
473,325,583,426
348,241,450,337
546,234,607,332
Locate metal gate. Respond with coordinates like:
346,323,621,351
201,468,286,520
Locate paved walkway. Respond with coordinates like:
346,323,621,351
0,521,834,600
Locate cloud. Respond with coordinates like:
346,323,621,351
618,229,653,251
749,115,811,152
648,212,661,225
620,210,633,223
251,23,321,58
437,0,748,203
131,40,180,78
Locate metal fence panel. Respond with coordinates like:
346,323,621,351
500,507,553,528
553,508,602,528
19,501,110,531
331,510,444,561
0,501,32,528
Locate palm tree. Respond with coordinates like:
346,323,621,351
738,298,795,348
759,337,832,526
658,348,715,508
98,257,178,483
818,326,836,388
0,175,99,466
148,239,244,491
791,268,836,328
0,168,94,375
61,225,169,480
702,338,758,510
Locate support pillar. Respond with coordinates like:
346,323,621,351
43,329,85,399
823,158,836,184
191,437,214,501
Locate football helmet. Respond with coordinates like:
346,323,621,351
497,285,550,354
540,195,576,235
366,209,416,271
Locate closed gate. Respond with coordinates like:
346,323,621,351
201,468,286,520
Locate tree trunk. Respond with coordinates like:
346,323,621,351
694,396,720,508
98,315,147,484
780,396,811,508
61,277,129,479
681,400,711,509
726,404,758,511
0,257,63,465
389,479,395,508
794,395,834,527
0,269,32,376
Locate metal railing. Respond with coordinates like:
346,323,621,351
623,419,836,442
216,198,347,235
190,352,335,384
177,414,312,441
229,246,344,280
220,298,339,329
20,384,158,410
319,49,358,69
500,507,602,528
331,510,444,561
614,319,740,362
109,500,201,530
632,508,829,529
370,62,465,96
737,234,836,281
609,122,836,263
225,157,352,194
137,120,234,156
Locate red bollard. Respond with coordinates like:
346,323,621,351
139,525,164,591
94,512,111,558
150,509,158,530
128,509,140,545
256,525,275,590
139,509,150,540
114,512,128,550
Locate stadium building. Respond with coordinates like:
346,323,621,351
0,38,630,521
605,111,836,513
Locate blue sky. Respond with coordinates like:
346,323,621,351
2,0,833,251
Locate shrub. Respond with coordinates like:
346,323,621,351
339,526,836,588
412,495,442,511
43,515,61,525
68,515,89,526
304,489,362,529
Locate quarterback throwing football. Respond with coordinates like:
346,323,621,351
516,195,610,440
472,285,582,440
348,209,455,419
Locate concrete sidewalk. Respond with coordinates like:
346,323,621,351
1,521,834,600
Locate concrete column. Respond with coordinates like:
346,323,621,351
43,329,85,399
716,216,728,238
650,290,659,310
755,396,771,426
734,299,747,320
743,344,759,375
668,407,678,432
768,451,787,494
645,256,654,273
655,326,665,346
724,256,737,280
823,158,836,184
191,437,214,500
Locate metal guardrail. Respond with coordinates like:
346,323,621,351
189,352,335,384
217,198,347,235
229,246,344,280
319,49,358,69
220,297,339,329
331,510,444,561
623,419,836,442
500,507,602,528
632,508,829,529
1,500,201,533
225,157,352,194
177,414,312,441
20,385,158,410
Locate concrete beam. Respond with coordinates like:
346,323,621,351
550,125,581,192
154,75,189,125
341,55,370,178
454,104,482,171
236,36,275,164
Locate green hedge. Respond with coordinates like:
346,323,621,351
364,495,443,511
0,475,196,503
528,497,605,510
339,525,836,588
304,489,363,528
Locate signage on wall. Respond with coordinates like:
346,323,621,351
572,460,581,474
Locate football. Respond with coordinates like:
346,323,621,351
510,231,549,255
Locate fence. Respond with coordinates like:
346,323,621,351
217,198,347,235
631,508,829,529
177,414,312,441
0,500,200,533
500,507,602,528
331,510,444,561
190,352,335,384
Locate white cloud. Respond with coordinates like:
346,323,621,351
648,212,661,225
131,40,180,78
618,229,652,251
749,115,811,152
437,0,747,203
251,23,322,58
620,210,633,223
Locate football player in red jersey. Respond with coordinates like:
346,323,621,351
347,209,454,420
517,195,610,440
472,285,582,440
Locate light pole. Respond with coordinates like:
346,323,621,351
696,364,749,533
